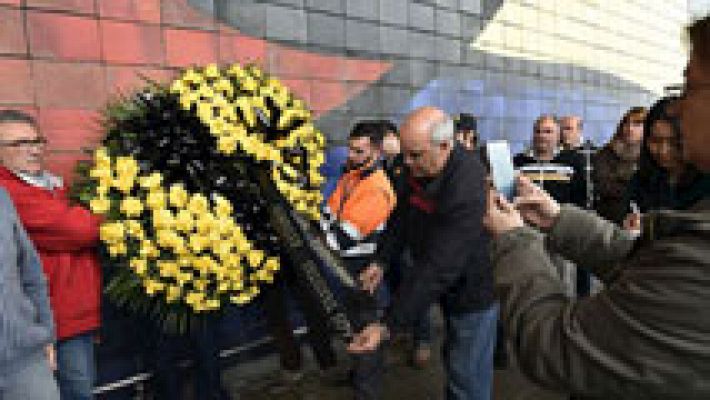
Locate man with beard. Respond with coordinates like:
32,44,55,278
592,107,647,225
482,15,710,398
320,121,396,400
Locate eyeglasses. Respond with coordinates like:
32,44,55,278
534,129,556,134
0,137,48,148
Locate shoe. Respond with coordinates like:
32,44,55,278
410,343,431,369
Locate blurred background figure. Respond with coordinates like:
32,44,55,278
559,115,584,151
454,113,478,151
593,106,647,225
320,145,349,206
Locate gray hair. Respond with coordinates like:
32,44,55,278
430,117,454,144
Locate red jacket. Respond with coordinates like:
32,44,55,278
0,166,102,340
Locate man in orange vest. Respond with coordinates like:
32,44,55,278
321,121,396,400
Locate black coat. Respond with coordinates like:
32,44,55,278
376,145,494,330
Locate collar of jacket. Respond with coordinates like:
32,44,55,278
0,166,63,191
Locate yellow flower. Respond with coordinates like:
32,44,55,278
120,197,143,218
89,196,111,214
130,258,148,275
115,156,140,178
195,213,216,235
185,291,205,306
217,135,238,155
189,234,210,253
108,243,127,256
124,220,144,239
193,279,208,292
206,299,220,310
96,184,109,196
226,64,246,79
99,222,125,244
113,175,135,194
169,184,188,208
213,78,234,96
216,218,236,238
170,79,187,95
165,285,181,302
263,257,280,272
139,172,163,190
241,76,257,92
174,209,194,232
176,272,192,286
144,279,165,296
254,268,274,283
230,293,252,305
197,102,214,122
157,260,179,278
198,85,215,100
182,68,203,84
246,249,264,268
152,209,174,230
156,229,177,249
213,195,232,217
94,147,111,168
145,189,167,210
203,64,221,79
187,194,209,215
139,240,160,259
217,281,230,292
232,231,252,253
89,166,112,182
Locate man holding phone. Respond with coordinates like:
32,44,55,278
350,107,497,400
482,15,710,398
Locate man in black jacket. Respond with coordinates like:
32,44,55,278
349,107,497,400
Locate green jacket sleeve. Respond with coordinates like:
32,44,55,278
491,206,710,398
547,205,636,283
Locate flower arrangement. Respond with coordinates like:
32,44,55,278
73,64,327,332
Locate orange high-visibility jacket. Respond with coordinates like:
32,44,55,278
321,166,396,259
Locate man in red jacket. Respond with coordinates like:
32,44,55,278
0,110,101,400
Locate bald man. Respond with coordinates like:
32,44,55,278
559,115,583,151
351,107,497,400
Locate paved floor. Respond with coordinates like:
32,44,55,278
224,333,566,400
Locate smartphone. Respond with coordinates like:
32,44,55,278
486,140,516,201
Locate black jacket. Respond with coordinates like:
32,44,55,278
376,145,494,330
513,149,587,207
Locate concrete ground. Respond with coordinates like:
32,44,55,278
223,316,566,400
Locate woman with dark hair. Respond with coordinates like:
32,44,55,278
593,106,647,224
627,97,710,213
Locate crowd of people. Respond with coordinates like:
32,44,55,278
1,14,709,400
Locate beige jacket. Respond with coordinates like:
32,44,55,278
492,198,710,399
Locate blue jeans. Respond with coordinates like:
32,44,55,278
0,350,60,400
443,303,498,400
57,332,96,400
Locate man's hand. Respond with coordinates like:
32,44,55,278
622,212,642,236
359,263,384,294
347,323,388,353
513,176,561,230
484,189,524,238
45,344,56,371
